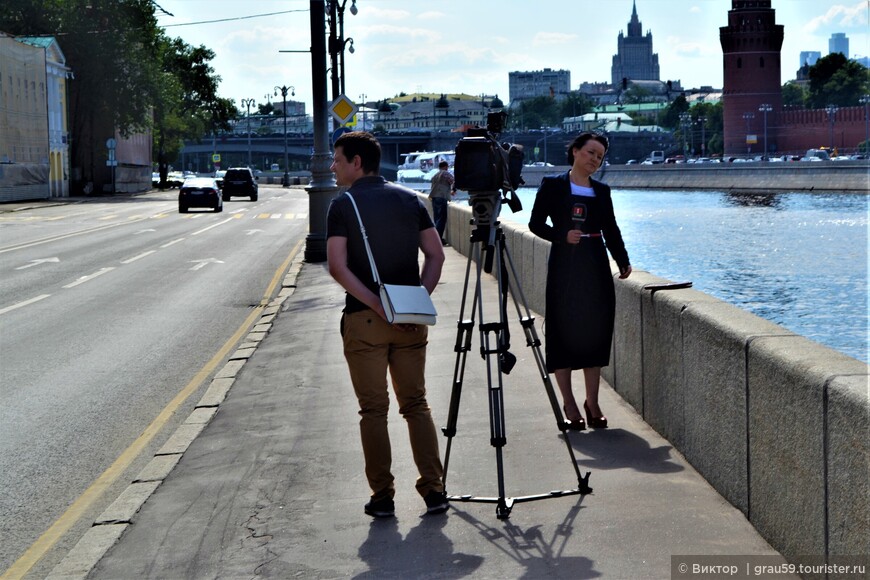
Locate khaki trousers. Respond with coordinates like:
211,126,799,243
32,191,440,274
341,311,444,500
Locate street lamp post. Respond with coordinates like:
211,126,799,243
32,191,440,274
273,85,295,186
758,103,772,160
327,0,357,122
860,95,870,155
306,0,339,263
825,105,839,152
697,116,707,157
742,112,755,155
241,98,256,168
679,113,691,157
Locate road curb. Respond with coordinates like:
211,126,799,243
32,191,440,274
45,250,308,580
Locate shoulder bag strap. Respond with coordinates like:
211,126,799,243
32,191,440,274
343,191,381,285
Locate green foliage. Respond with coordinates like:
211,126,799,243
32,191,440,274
0,0,230,178
658,94,689,129
622,85,653,104
807,53,870,108
509,93,596,131
782,81,807,108
153,36,233,167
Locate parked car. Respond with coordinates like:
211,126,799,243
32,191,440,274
152,172,160,188
167,171,185,188
222,167,258,201
179,177,222,213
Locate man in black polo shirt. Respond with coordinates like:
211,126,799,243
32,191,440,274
326,131,448,518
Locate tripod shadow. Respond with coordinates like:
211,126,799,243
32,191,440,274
354,516,483,579
566,429,684,474
447,499,600,579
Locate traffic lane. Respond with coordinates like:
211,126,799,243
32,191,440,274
0,193,179,251
0,186,305,318
0,188,308,572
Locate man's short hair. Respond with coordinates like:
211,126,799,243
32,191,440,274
334,131,381,174
438,161,449,169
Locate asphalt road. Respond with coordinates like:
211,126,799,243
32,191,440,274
0,185,309,578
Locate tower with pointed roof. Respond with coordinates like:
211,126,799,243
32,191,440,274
719,0,783,155
611,1,660,87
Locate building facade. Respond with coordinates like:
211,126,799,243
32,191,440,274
508,68,571,103
828,33,848,56
611,0,660,87
18,37,72,198
799,50,821,68
0,34,54,201
374,94,493,132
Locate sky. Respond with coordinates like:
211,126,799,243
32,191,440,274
154,0,870,114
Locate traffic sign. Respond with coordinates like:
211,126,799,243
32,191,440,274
332,127,352,144
212,153,221,163
329,94,358,125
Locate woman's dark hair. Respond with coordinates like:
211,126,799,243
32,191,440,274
566,132,609,165
334,131,382,174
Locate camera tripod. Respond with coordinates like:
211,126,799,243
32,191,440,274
441,217,592,520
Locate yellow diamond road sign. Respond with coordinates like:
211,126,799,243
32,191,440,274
329,95,358,125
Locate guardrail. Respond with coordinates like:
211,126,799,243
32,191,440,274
437,196,869,564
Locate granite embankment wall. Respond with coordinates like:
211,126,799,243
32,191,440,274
435,197,869,565
520,162,870,192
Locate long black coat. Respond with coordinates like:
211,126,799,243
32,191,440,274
529,172,630,370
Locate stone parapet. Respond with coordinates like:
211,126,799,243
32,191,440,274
518,162,870,192
435,195,870,565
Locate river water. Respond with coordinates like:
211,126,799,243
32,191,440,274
495,187,868,364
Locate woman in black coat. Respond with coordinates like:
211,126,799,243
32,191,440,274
529,132,631,430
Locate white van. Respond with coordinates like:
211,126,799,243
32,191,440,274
649,151,665,164
270,163,280,171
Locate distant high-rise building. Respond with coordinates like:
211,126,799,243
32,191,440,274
508,68,571,103
719,0,783,155
829,33,848,56
611,0,660,87
828,32,849,58
799,51,821,68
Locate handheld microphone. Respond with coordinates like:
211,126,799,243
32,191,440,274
572,203,587,230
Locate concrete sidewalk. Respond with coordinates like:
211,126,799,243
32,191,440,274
53,246,784,579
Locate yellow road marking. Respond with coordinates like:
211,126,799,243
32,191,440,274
1,239,304,580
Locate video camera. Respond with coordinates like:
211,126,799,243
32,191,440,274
453,111,524,228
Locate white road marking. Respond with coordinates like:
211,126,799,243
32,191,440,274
0,294,51,316
62,267,115,289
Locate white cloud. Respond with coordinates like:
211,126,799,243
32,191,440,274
532,32,579,46
803,1,869,33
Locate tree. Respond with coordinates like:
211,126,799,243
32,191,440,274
782,81,807,108
659,94,689,129
510,96,560,130
1,0,230,189
558,92,596,120
690,102,724,156
152,37,233,186
807,53,870,108
1,0,163,186
623,85,654,104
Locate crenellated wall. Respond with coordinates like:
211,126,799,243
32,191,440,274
436,195,870,564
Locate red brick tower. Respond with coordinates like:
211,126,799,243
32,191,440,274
719,0,784,155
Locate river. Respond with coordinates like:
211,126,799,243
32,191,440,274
493,187,868,364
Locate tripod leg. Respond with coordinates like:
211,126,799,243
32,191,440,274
498,231,592,493
441,242,480,486
480,242,510,518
